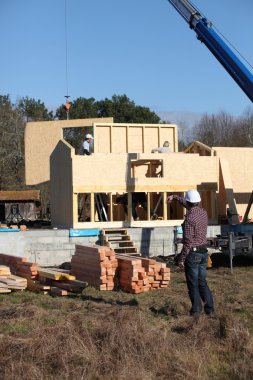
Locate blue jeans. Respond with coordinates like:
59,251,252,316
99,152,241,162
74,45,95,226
184,252,214,315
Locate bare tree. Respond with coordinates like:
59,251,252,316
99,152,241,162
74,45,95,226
192,111,236,147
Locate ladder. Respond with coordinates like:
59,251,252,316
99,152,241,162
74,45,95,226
95,194,108,222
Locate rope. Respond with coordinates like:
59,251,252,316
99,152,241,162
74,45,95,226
64,0,69,97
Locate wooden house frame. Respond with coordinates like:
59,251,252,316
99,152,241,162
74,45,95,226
25,119,220,228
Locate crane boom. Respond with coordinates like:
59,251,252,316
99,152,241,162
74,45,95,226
168,0,253,102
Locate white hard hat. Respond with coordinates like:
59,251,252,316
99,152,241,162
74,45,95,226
185,189,201,203
85,133,93,139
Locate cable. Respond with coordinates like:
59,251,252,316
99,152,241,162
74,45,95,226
213,25,253,71
64,0,69,98
190,0,253,70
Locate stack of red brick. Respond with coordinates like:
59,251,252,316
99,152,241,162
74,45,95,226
71,244,170,294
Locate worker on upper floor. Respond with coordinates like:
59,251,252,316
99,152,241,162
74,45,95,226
151,140,171,154
81,133,93,155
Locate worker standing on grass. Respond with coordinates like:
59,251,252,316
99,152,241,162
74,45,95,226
82,133,93,155
167,190,214,317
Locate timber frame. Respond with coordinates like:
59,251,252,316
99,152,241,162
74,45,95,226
25,118,253,229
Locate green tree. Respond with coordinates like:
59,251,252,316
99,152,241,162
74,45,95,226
56,94,161,150
55,94,161,123
96,94,160,123
18,96,53,121
0,95,25,190
55,97,97,120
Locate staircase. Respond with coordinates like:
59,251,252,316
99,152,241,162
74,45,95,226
100,228,140,256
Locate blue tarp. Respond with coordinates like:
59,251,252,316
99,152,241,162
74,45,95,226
0,228,20,232
230,224,253,233
69,229,100,237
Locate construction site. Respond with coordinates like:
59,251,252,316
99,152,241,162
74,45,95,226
0,0,252,298
1,1,253,379
0,113,253,294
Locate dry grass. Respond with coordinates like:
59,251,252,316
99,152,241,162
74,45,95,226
0,255,253,379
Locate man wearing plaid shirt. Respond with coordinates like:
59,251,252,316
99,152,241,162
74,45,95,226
168,190,214,316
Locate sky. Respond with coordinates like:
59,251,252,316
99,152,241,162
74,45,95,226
1,0,253,127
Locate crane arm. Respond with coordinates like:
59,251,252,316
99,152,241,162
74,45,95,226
168,0,253,102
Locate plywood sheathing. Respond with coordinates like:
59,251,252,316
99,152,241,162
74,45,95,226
50,139,218,228
0,190,40,201
25,117,113,185
212,147,253,220
93,123,178,154
184,142,253,221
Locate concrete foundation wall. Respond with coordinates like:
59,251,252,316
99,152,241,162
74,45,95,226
0,226,221,266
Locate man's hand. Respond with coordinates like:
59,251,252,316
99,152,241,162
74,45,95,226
167,195,174,203
178,260,185,270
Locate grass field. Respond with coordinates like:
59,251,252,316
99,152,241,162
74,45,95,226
0,254,253,379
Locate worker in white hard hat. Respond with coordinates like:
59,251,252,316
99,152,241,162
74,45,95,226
82,133,94,155
167,190,214,318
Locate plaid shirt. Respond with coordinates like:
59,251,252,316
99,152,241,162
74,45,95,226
173,195,208,263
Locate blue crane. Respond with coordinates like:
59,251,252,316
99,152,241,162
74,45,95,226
167,0,253,102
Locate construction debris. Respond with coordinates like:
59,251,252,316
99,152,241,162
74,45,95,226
0,253,87,296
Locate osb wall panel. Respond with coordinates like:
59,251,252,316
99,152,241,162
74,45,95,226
94,123,178,154
112,126,127,153
213,148,253,192
128,127,143,153
50,140,74,227
25,117,113,185
213,148,253,218
71,153,218,193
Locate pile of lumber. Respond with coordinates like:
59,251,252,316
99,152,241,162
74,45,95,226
37,267,87,296
71,244,171,294
71,244,117,291
0,265,27,293
0,253,87,296
0,253,38,279
116,255,170,294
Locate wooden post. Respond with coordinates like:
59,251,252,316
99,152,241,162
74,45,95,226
73,193,78,225
90,193,95,222
163,192,167,220
147,192,151,221
109,193,113,221
127,192,132,221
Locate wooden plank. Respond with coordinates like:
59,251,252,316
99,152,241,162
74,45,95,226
27,279,51,292
38,267,76,281
50,287,68,296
